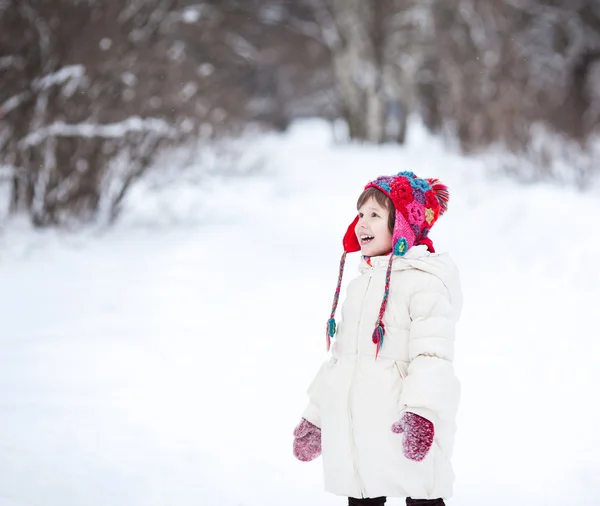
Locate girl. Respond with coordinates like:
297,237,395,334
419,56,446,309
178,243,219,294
293,172,462,506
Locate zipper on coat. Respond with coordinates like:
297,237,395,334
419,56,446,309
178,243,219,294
348,390,366,498
348,270,372,498
356,269,373,354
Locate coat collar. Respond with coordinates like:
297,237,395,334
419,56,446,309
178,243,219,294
358,244,430,273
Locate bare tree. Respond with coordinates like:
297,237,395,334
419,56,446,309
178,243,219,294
408,0,600,184
0,0,337,226
304,0,418,143
0,0,204,225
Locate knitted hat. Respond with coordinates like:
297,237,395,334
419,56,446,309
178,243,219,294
326,171,449,357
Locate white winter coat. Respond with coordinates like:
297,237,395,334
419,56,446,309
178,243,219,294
302,245,462,500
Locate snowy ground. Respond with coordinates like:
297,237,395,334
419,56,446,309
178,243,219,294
1,119,599,506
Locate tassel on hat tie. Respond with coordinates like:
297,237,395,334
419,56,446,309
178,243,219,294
326,251,347,351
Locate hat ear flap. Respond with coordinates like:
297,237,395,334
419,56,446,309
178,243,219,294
342,215,361,252
427,178,449,215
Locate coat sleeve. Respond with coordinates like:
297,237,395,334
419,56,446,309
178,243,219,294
398,272,461,426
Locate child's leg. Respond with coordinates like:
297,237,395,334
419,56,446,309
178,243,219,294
406,498,445,506
348,497,386,506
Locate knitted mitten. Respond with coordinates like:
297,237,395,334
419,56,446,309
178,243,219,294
391,412,434,462
293,418,322,462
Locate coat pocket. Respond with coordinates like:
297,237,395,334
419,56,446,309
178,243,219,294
391,360,407,414
393,360,407,380
307,358,337,409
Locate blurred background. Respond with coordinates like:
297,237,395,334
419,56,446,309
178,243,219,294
1,2,599,506
1,0,599,227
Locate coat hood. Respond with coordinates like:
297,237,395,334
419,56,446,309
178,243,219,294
359,245,463,320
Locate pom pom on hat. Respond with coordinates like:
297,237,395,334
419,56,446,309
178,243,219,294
428,178,449,215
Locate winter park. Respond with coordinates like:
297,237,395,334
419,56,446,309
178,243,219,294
1,2,600,506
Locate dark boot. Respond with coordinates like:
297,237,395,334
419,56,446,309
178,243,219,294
406,498,445,506
348,497,387,506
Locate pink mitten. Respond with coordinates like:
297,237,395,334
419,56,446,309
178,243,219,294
391,412,434,462
293,418,322,462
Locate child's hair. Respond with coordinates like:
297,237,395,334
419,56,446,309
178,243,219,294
356,187,395,234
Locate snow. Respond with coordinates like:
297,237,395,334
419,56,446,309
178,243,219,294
99,38,112,51
34,65,85,91
1,92,30,116
1,118,599,506
19,117,176,148
0,56,25,71
225,34,261,62
181,7,202,24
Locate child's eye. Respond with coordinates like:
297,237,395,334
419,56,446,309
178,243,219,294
371,212,379,218
358,212,363,218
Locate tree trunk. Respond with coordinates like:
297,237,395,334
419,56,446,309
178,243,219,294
325,0,387,143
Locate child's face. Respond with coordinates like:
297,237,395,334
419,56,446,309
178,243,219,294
355,197,393,257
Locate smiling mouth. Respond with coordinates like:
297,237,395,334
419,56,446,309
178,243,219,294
360,236,374,244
